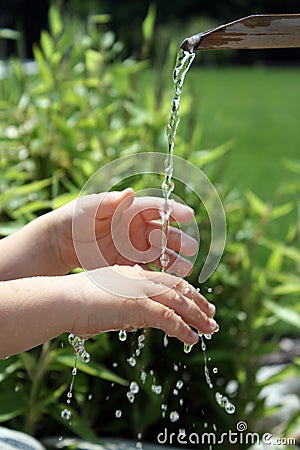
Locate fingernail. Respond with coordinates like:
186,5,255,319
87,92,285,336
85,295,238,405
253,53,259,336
191,330,199,342
208,318,217,331
208,303,216,315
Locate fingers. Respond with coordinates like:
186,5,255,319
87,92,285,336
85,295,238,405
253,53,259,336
139,300,200,345
147,222,198,257
95,188,135,220
140,270,217,336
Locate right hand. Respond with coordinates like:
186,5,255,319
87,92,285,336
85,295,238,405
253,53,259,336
68,265,217,345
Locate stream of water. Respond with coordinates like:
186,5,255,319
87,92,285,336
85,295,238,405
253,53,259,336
159,48,195,270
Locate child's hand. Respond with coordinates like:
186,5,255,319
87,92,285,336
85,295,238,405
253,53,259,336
52,188,198,276
68,265,217,344
0,265,217,358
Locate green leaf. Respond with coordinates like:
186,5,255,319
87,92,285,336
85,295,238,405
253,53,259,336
52,193,78,209
0,222,23,236
49,5,63,38
12,200,51,218
52,354,128,386
33,45,53,87
283,158,300,175
272,282,300,295
0,391,26,422
269,202,293,220
51,404,104,443
264,299,300,329
246,191,268,217
0,28,20,40
142,4,156,43
0,360,22,383
191,140,233,168
0,179,51,203
41,31,55,60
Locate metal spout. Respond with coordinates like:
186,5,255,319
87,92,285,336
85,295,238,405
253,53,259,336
180,14,300,52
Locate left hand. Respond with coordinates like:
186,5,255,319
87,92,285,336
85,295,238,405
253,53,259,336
51,188,198,276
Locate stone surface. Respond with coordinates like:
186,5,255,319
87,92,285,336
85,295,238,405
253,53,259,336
0,426,46,450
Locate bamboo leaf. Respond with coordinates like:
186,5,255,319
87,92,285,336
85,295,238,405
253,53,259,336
272,283,300,295
41,31,55,60
52,354,128,386
50,404,104,443
142,4,156,43
246,191,268,217
269,202,293,220
264,299,300,329
49,5,63,38
0,391,26,422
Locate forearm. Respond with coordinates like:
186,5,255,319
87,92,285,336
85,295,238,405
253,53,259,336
0,213,66,280
0,275,77,358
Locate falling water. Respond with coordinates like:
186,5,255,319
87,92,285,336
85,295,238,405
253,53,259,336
61,334,90,421
160,48,195,270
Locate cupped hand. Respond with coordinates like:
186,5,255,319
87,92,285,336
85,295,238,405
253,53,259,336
69,265,217,345
52,188,198,276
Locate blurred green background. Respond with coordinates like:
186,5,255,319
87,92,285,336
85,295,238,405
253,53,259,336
0,1,299,449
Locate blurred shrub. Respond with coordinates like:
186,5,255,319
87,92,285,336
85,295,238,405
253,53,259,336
0,3,299,448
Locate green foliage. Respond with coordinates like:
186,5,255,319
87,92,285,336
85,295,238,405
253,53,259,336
0,3,299,448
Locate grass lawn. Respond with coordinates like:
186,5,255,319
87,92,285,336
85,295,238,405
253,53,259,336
184,66,300,200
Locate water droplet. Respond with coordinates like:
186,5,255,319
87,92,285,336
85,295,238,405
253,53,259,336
119,330,127,341
220,396,229,407
127,357,136,367
225,403,236,414
135,349,141,356
204,333,212,340
67,392,72,399
68,333,77,346
213,367,218,374
138,335,145,347
176,380,183,389
170,411,180,422
161,404,167,411
136,443,143,449
215,392,223,405
173,363,179,372
126,392,135,403
61,408,71,421
151,385,162,395
130,381,139,394
173,389,178,395
140,370,147,384
207,287,213,293
81,351,90,363
179,398,184,406
201,340,206,351
183,343,192,353
87,394,93,400
115,409,122,418
112,362,118,368
163,333,169,347
72,367,77,376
